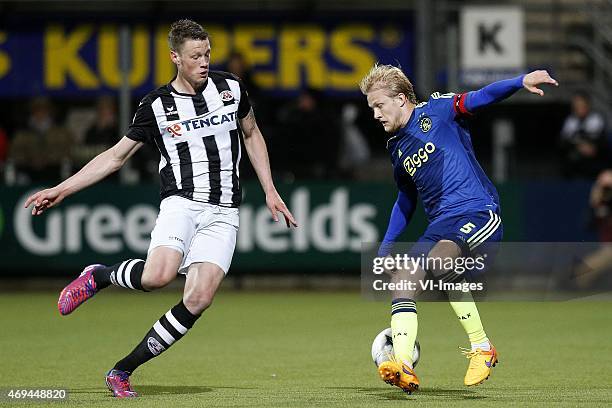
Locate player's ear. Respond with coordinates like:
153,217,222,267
397,93,407,107
170,50,180,66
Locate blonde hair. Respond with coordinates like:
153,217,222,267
359,63,418,104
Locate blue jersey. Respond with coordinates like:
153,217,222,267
387,92,500,222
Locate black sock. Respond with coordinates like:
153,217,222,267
92,259,146,291
114,300,200,374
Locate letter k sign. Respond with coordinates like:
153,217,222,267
478,22,503,54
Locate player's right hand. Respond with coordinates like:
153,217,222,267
522,70,558,96
265,189,298,228
24,187,64,216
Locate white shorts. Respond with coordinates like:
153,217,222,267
148,196,239,274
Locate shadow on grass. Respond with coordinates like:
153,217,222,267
136,385,213,395
70,388,109,394
71,384,257,397
326,386,486,401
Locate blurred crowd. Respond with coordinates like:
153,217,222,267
0,56,610,193
0,52,381,186
1,95,158,185
559,91,612,247
0,95,376,187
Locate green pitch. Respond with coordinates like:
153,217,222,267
0,289,610,407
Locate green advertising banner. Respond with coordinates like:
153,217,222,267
0,182,430,275
0,180,593,276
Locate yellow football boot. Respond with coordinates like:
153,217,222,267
461,344,499,386
378,358,420,394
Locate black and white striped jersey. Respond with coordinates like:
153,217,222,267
126,70,251,207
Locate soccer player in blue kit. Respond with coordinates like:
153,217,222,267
360,65,558,393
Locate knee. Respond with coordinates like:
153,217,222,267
427,247,459,277
141,265,176,290
183,288,216,315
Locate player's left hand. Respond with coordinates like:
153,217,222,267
522,70,558,96
266,190,298,228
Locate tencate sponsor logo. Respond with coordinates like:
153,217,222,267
166,111,238,137
13,187,379,256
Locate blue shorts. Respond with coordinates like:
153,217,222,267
408,209,503,277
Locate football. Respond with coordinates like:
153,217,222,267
371,327,420,367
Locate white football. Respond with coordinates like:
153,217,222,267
371,327,420,367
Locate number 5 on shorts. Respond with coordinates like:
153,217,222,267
460,222,476,234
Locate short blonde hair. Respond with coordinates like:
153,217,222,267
359,63,418,104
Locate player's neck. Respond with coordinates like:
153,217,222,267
399,104,415,129
172,75,205,95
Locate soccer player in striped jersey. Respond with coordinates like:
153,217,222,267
24,19,297,398
360,65,558,393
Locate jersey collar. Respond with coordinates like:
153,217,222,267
167,76,209,96
386,134,400,151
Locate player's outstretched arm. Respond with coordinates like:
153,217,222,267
240,109,298,228
24,136,142,215
461,70,559,113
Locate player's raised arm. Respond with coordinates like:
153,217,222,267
455,70,559,116
240,108,298,228
24,136,142,216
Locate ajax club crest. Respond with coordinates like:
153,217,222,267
419,116,432,132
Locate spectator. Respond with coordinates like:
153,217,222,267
573,169,612,288
224,51,273,180
8,97,73,183
73,96,119,166
560,91,608,179
0,125,7,158
338,103,371,178
224,50,271,125
225,51,261,106
277,87,340,179
73,96,158,183
0,125,7,182
0,127,7,161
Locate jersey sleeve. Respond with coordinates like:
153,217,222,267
126,97,158,144
377,186,418,257
462,75,524,113
430,75,526,121
426,92,472,122
232,74,252,119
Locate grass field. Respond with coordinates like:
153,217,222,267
0,289,611,407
